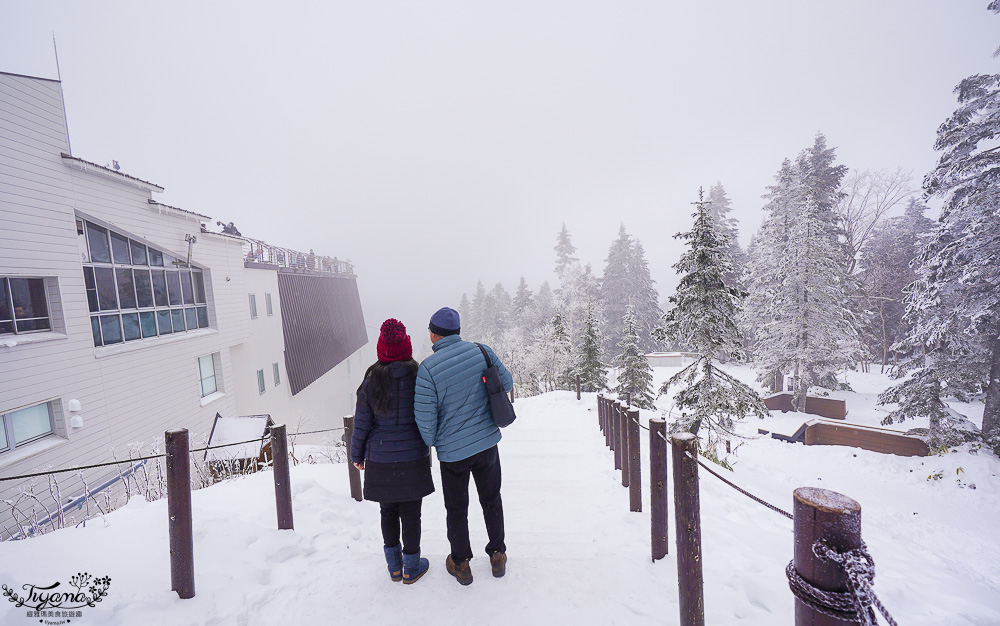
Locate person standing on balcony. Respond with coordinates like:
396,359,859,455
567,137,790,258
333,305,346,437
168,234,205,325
351,319,433,584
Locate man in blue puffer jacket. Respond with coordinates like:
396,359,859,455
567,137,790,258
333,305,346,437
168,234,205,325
415,307,513,586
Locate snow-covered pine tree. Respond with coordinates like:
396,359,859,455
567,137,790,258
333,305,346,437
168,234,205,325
706,182,746,289
512,276,533,327
483,282,512,339
599,226,661,354
554,223,578,279
654,189,768,448
466,280,488,340
881,28,1000,446
742,134,859,410
577,300,609,392
530,281,555,336
536,313,574,392
458,292,472,332
614,303,655,409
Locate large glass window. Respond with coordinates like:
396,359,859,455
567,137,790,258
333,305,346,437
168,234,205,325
78,218,210,347
198,354,218,397
1,277,52,335
1,402,55,453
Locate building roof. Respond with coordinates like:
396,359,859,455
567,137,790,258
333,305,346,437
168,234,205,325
205,415,273,462
0,70,60,83
147,199,211,221
61,152,164,192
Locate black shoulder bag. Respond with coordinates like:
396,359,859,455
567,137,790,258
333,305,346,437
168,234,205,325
475,343,516,428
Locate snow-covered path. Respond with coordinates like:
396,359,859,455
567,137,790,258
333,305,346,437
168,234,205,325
1,386,999,625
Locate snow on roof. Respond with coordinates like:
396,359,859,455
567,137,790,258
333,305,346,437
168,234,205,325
205,415,272,462
60,152,164,192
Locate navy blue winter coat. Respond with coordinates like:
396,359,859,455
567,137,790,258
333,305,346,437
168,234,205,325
350,361,430,465
414,335,513,462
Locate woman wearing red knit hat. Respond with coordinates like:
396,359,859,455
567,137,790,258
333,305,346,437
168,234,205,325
350,319,434,584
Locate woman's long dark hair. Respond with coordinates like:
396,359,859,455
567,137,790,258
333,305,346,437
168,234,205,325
359,359,419,414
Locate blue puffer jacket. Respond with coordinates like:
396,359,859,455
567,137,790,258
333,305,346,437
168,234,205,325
414,335,513,462
351,361,430,464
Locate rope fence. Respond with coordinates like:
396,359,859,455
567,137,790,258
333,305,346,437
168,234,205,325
595,393,898,626
0,426,346,483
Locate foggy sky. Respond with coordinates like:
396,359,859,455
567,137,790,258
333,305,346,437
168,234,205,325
2,1,997,345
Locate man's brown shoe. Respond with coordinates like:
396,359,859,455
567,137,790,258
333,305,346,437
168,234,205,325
446,555,473,586
490,551,506,578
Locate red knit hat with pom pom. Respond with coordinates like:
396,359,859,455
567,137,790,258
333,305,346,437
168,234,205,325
377,318,413,363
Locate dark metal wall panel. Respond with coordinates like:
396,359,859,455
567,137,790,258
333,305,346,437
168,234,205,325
277,272,368,395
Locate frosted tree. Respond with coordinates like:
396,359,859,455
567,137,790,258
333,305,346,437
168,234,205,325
836,168,915,275
512,276,533,327
881,28,1000,447
554,223,578,279
483,282,512,338
742,134,859,410
654,189,768,448
614,304,655,409
856,198,934,372
464,281,488,340
599,225,662,353
535,313,574,392
557,261,600,351
529,281,556,336
706,182,746,289
577,300,608,392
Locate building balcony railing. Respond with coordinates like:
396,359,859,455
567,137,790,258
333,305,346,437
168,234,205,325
240,237,354,277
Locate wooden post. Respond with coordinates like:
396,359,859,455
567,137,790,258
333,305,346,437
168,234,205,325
671,433,704,626
620,402,630,488
628,408,641,512
649,418,668,561
270,424,294,530
343,415,363,502
604,397,612,448
576,374,581,400
612,402,622,470
165,428,195,599
792,487,862,626
598,394,605,433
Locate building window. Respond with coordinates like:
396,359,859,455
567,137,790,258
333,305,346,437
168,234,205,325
257,369,266,394
249,294,258,319
79,218,209,347
265,292,273,316
273,362,280,386
1,402,55,454
198,354,218,397
1,277,51,335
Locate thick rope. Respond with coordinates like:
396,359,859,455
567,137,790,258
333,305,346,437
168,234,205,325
684,450,793,520
786,541,897,626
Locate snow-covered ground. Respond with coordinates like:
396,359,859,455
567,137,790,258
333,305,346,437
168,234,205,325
1,366,998,625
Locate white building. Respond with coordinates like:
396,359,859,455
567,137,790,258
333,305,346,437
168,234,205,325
0,70,367,536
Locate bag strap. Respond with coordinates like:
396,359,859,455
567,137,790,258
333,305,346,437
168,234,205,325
475,343,492,369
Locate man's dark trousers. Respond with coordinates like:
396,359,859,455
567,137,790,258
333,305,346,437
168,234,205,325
439,445,505,561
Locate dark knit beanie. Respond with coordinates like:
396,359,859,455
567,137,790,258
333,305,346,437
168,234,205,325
377,318,413,362
428,307,461,337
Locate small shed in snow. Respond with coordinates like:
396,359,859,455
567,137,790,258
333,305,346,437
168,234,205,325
204,414,274,476
645,352,697,367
